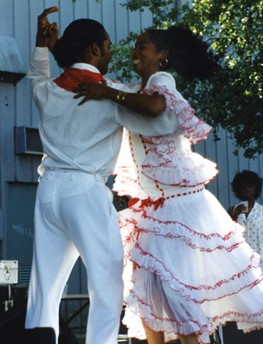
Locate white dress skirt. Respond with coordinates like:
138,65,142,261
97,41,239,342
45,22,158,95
113,72,263,344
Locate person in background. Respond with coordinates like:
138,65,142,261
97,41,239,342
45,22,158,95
228,170,263,268
74,26,263,344
25,8,178,344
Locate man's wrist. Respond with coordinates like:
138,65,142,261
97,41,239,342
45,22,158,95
36,36,48,47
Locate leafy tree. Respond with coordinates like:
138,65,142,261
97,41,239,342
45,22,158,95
73,0,263,157
181,0,263,158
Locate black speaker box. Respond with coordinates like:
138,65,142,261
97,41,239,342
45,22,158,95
0,287,78,344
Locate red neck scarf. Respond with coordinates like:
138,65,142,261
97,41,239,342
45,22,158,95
54,68,104,92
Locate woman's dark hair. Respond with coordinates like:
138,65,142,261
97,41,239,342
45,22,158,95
147,25,220,80
53,19,107,68
231,170,262,200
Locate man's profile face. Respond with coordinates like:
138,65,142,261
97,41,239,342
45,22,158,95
97,33,112,75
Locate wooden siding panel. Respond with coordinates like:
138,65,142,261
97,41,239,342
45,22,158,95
195,132,219,202
127,6,142,34
73,0,89,19
13,1,37,182
258,155,263,180
115,0,129,41
88,0,103,22
226,137,240,207
0,1,13,36
101,0,116,42
28,1,44,54
28,1,48,122
58,0,75,33
14,0,30,66
248,155,260,172
140,7,153,29
238,148,250,171
216,130,231,207
196,128,263,209
0,210,3,239
0,84,16,181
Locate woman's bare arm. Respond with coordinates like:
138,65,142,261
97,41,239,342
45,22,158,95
74,82,166,117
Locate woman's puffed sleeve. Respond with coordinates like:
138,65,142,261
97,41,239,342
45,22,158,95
115,73,178,136
143,72,213,144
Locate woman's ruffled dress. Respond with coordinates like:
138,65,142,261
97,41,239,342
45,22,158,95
113,72,263,344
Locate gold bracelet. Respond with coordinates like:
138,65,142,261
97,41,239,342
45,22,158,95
116,91,127,102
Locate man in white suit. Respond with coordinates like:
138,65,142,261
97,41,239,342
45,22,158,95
25,7,178,344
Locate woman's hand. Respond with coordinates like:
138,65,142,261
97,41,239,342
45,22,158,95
73,82,108,105
234,204,248,216
228,204,248,220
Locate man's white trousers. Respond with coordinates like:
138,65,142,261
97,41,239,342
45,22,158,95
25,170,124,344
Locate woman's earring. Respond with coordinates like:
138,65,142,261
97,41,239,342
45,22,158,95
159,58,168,68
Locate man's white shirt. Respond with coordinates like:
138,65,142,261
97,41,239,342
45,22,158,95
28,47,177,178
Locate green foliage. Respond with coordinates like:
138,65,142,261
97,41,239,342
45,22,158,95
109,32,138,82
180,0,263,157
124,0,179,26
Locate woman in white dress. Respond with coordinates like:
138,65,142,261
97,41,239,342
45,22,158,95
75,25,263,344
228,170,263,268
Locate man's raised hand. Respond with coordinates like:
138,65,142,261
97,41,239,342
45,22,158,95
36,6,59,52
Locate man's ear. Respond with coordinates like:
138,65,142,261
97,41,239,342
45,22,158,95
89,41,102,57
83,42,102,64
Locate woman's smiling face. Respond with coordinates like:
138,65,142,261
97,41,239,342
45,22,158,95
132,32,167,82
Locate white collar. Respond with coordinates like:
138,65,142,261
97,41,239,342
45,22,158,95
70,63,101,74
